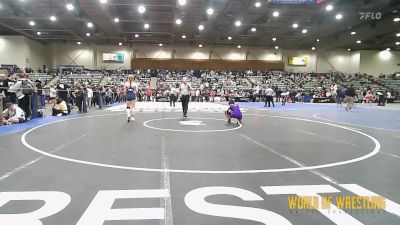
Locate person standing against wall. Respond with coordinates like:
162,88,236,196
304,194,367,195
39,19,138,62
179,77,192,118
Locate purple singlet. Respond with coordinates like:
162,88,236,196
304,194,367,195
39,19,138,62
229,104,242,120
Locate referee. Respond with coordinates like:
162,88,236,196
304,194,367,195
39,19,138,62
264,85,275,107
179,77,192,117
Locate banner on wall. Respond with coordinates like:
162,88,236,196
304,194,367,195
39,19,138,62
103,53,124,63
288,56,308,66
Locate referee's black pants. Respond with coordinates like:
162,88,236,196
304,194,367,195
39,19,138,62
181,95,190,116
265,95,275,107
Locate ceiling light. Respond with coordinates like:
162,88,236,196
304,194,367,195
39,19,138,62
36,32,41,36
273,11,279,17
292,23,298,28
228,36,232,40
182,35,186,39
275,46,279,50
395,42,400,45
235,20,242,27
396,33,400,37
144,23,150,29
347,48,351,51
356,40,362,44
77,42,81,45
207,8,214,15
379,49,391,60
87,22,93,28
138,5,146,14
199,44,203,48
251,27,256,32
99,0,108,3
114,18,119,23
159,43,163,47
311,47,315,50
135,34,139,38
394,18,400,22
119,42,123,46
272,37,277,41
50,16,57,22
175,18,182,25
302,29,308,33
255,2,261,7
29,21,35,26
198,24,204,30
66,3,74,11
336,14,343,20
178,0,187,6
237,45,242,49
86,33,90,37
325,5,333,11
350,31,356,35
316,39,320,42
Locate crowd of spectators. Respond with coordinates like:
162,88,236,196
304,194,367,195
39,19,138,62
1,66,400,126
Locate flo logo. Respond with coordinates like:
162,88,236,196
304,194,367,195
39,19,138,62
359,12,382,20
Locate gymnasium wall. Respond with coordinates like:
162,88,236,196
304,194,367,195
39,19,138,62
317,51,360,74
0,36,49,69
48,43,94,69
359,50,400,76
25,38,51,69
46,43,366,73
1,36,398,75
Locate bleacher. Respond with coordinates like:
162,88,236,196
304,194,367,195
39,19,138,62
382,79,400,93
60,74,104,87
27,73,54,86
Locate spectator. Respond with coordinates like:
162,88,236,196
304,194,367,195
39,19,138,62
170,83,178,107
0,74,7,109
49,85,57,106
2,103,25,125
56,80,69,103
34,80,43,110
3,74,17,104
9,74,35,120
74,83,84,112
146,88,152,101
87,86,93,108
52,98,68,116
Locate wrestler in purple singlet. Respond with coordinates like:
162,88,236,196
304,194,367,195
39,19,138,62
228,103,242,120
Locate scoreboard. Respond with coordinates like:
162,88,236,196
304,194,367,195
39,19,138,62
102,53,124,63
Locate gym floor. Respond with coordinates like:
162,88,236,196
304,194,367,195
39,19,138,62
0,102,399,225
